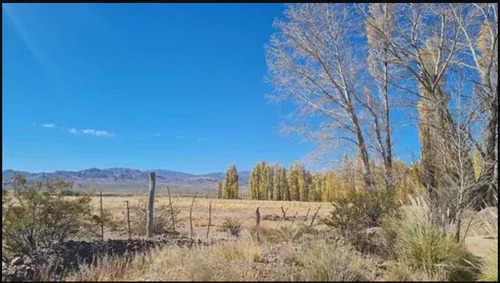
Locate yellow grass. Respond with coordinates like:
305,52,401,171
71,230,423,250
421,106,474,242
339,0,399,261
57,194,498,282
65,228,375,281
82,195,327,239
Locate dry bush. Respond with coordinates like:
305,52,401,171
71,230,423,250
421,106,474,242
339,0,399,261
220,218,242,237
130,197,180,236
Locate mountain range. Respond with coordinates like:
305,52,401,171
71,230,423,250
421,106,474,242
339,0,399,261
2,168,251,191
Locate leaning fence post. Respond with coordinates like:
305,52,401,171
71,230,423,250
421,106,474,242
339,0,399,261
147,172,156,238
100,191,104,241
206,201,212,240
310,206,321,227
304,207,311,222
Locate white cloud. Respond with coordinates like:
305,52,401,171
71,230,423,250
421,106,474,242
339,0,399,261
81,129,115,137
154,133,161,136
176,135,185,139
68,128,78,134
42,123,56,128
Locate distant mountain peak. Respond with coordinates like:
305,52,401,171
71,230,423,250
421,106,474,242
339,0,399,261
2,167,251,190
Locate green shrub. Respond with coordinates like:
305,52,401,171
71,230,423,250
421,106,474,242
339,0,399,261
221,218,242,237
2,174,95,256
394,212,481,281
320,189,401,252
320,190,368,237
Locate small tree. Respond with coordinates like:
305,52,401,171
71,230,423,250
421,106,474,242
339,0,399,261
221,218,242,237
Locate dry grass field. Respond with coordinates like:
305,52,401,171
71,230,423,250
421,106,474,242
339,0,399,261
88,195,328,240
88,194,497,258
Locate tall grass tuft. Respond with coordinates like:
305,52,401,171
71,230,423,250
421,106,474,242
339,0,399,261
298,240,374,281
480,209,497,282
480,243,498,282
395,209,481,281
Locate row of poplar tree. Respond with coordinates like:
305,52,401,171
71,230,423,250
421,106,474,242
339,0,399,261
217,156,421,202
217,160,346,201
247,161,354,202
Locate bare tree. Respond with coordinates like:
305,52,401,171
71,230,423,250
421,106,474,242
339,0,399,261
361,3,397,191
362,4,485,205
266,4,378,190
431,79,489,241
266,3,497,210
450,3,498,209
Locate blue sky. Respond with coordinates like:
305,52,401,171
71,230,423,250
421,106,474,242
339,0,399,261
2,3,419,174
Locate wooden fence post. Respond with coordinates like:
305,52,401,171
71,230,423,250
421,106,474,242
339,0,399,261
189,193,197,240
100,191,104,241
304,207,311,222
291,211,299,226
281,206,288,220
255,207,260,227
166,186,175,233
125,200,131,239
147,172,156,238
206,201,212,240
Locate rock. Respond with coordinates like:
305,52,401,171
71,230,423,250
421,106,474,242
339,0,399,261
10,257,23,266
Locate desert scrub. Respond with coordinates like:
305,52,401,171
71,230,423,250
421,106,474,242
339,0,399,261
130,197,180,236
392,210,481,281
